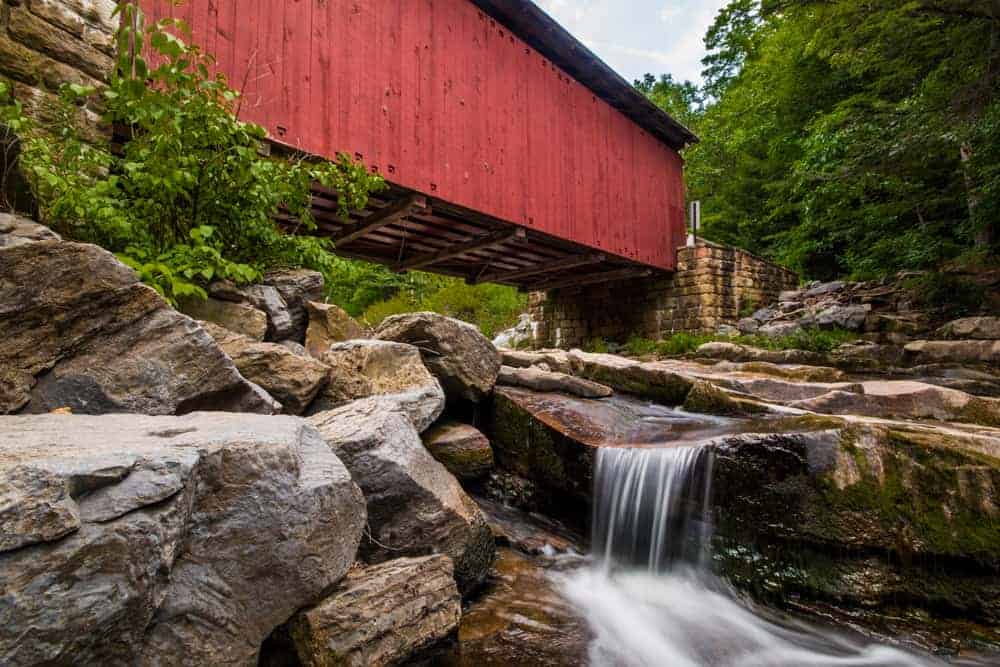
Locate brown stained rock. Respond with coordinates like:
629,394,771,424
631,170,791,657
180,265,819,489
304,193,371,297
500,348,575,374
309,401,495,594
497,365,613,399
566,350,693,404
423,420,494,481
375,312,501,403
682,380,770,417
792,380,1000,427
286,555,460,667
315,339,445,432
0,413,366,666
201,322,330,415
0,240,277,415
304,300,366,358
7,5,113,80
178,296,269,341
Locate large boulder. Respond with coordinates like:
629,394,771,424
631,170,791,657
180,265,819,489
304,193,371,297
0,212,59,247
314,339,445,431
814,303,870,330
710,423,1000,624
202,322,330,415
178,295,269,341
0,240,277,415
937,317,1000,341
0,413,366,666
565,350,693,404
422,420,495,481
792,380,1000,427
375,312,500,403
309,400,495,594
282,555,461,667
305,300,366,358
497,365,613,399
264,269,326,343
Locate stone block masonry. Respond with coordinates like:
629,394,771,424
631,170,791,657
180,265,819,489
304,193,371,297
529,241,798,348
0,0,116,125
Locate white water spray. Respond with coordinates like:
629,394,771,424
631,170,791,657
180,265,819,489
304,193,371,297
560,445,942,667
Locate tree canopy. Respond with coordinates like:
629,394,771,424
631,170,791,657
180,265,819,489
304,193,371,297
640,0,1000,280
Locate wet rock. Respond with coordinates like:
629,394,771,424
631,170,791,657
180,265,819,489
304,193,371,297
375,312,501,403
309,400,494,593
792,380,1000,427
202,322,330,415
304,300,365,358
0,212,59,247
498,365,613,399
724,376,864,403
904,339,1000,366
711,423,1000,623
814,304,870,330
314,339,445,431
178,295,269,340
936,317,1000,341
423,420,494,481
264,269,326,342
682,380,770,417
284,555,460,667
565,350,693,404
0,413,366,666
0,240,275,415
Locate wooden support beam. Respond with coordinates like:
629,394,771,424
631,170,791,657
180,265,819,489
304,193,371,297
396,228,526,272
529,267,653,292
332,194,428,246
473,252,606,285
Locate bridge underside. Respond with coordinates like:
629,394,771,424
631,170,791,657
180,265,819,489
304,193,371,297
283,182,666,292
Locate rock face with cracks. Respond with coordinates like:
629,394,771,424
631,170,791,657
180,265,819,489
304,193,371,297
375,312,500,402
0,413,366,667
202,322,330,415
497,365,613,399
309,399,495,594
314,339,445,431
305,301,366,358
0,240,277,415
283,555,461,667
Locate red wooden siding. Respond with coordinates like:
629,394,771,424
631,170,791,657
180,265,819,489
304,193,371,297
142,0,687,271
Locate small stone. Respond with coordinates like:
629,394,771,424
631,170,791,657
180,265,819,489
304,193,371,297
423,420,494,481
305,300,365,358
178,296,269,341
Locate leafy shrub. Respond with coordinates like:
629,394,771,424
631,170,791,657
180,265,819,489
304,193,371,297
903,272,986,319
583,337,610,354
7,3,382,304
361,274,526,338
623,327,857,358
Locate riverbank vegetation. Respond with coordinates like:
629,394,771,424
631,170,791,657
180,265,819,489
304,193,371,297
640,0,1000,280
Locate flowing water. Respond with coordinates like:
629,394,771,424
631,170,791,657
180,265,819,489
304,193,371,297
560,445,950,667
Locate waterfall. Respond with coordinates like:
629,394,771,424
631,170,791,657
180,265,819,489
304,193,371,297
558,443,942,667
592,445,714,573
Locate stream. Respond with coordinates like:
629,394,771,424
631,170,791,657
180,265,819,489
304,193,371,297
427,396,997,666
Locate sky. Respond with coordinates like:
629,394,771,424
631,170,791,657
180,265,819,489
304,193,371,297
534,0,730,85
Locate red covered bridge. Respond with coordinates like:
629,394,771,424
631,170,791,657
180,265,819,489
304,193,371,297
143,0,696,290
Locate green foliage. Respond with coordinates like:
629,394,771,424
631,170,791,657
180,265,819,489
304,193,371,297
625,327,856,358
640,0,1000,280
903,272,987,319
360,274,527,338
8,3,383,304
583,337,610,354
